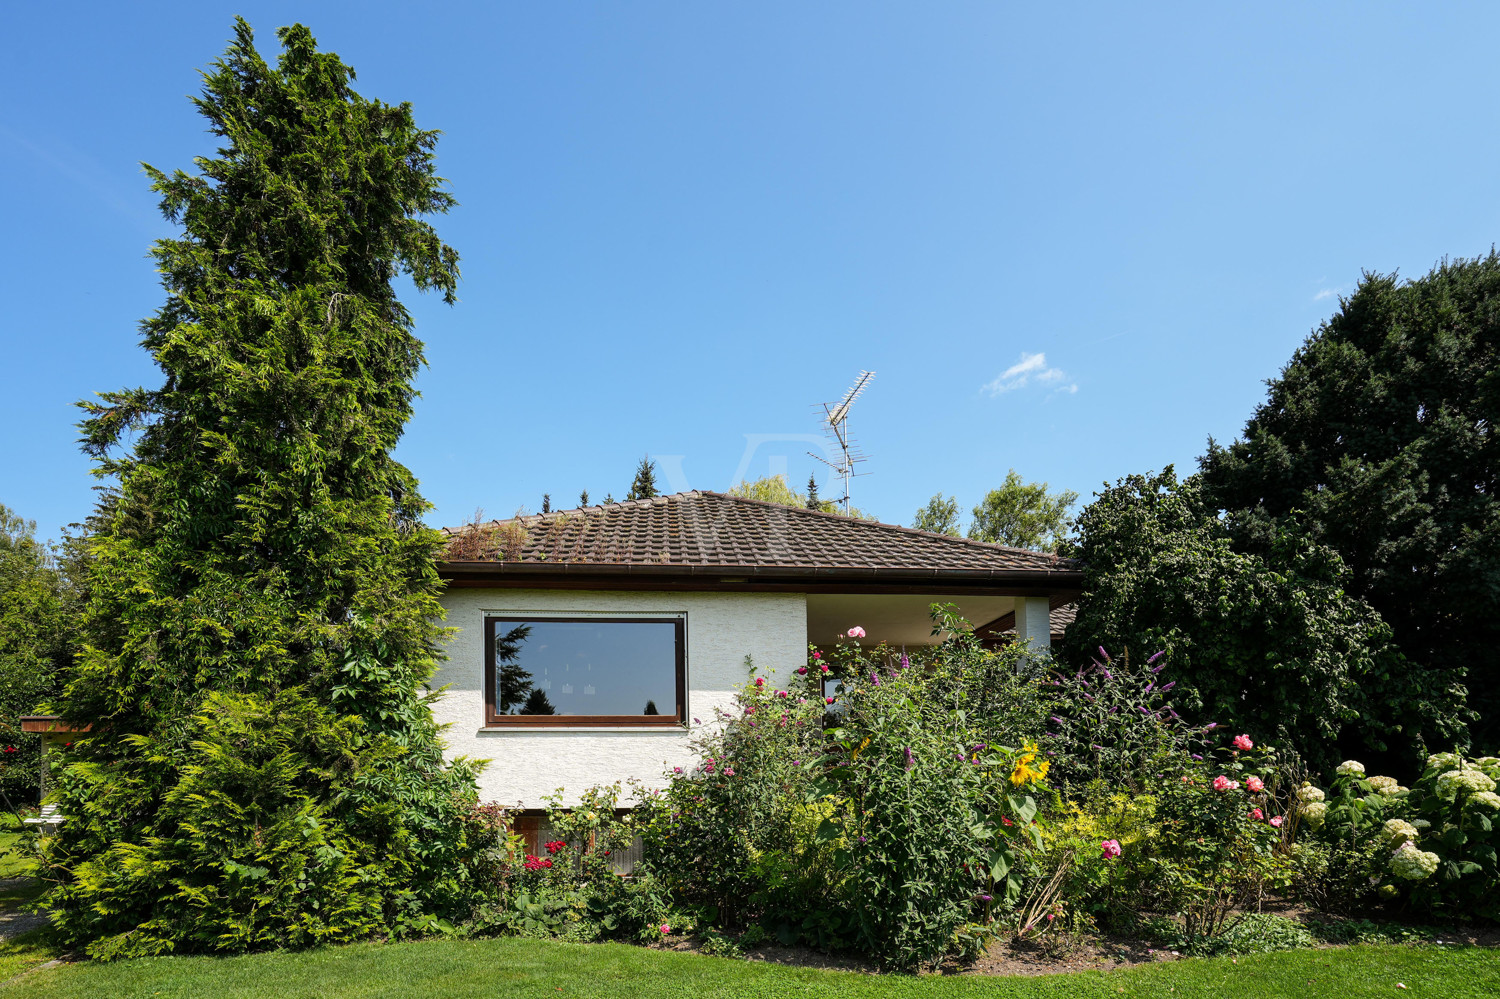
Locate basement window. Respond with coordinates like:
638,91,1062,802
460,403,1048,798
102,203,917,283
483,616,685,727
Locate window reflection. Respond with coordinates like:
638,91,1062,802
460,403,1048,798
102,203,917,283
490,618,680,718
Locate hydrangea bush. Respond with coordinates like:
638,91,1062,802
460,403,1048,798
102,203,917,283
1298,753,1500,919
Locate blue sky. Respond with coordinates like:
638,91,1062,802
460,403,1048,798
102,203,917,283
4,2,1499,539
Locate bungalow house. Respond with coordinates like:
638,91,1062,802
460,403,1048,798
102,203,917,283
434,491,1082,810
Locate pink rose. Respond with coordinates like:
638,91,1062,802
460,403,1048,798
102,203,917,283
825,697,835,704
1232,734,1254,751
777,690,788,698
848,626,866,639
754,677,765,687
1269,815,1284,828
724,767,735,776
1248,808,1263,821
660,924,671,934
1212,775,1237,792
1245,776,1264,792
1100,839,1122,859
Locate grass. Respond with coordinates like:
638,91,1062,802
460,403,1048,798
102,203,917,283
0,815,34,880
1,934,1496,998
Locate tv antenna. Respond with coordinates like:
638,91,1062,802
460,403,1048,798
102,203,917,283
807,370,874,515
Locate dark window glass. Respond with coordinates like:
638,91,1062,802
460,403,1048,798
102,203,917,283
490,618,680,719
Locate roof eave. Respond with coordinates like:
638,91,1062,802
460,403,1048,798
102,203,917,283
437,560,1084,590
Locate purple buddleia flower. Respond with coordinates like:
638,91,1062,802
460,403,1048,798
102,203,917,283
1191,753,1203,761
1169,709,1180,719
1205,722,1218,731
1137,706,1150,715
903,746,915,770
1050,716,1064,726
1098,646,1111,662
1160,681,1175,693
1110,706,1120,714
870,671,880,686
1144,683,1154,694
1101,669,1113,680
1147,650,1165,665
1082,693,1095,703
900,654,910,669
1090,744,1104,751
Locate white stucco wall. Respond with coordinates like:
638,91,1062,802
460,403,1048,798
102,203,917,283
433,588,808,808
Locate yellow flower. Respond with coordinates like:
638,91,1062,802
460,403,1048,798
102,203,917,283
1009,742,1050,787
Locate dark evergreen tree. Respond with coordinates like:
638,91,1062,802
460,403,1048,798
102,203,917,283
806,474,820,510
541,493,551,514
579,489,589,507
1200,256,1500,749
627,456,659,501
41,20,482,958
494,623,535,714
520,688,557,715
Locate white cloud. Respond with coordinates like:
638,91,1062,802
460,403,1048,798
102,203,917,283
983,351,1074,395
1313,288,1340,301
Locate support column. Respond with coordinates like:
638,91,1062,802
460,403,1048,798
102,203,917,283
1013,596,1052,652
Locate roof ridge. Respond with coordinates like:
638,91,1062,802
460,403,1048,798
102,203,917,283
693,490,1063,563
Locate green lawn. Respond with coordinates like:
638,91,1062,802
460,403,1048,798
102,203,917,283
0,814,34,879
3,935,1496,999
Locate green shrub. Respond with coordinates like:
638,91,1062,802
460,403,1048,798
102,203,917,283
1302,753,1500,919
642,623,1053,970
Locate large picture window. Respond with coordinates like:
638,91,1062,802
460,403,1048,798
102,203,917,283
483,616,685,727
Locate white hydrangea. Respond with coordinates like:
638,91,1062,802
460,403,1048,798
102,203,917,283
1427,752,1462,772
1466,791,1500,813
1436,769,1497,797
1296,784,1326,804
1390,841,1440,881
1379,819,1419,847
1302,801,1328,827
1336,760,1366,776
1368,775,1400,795
1412,819,1431,830
1476,758,1500,780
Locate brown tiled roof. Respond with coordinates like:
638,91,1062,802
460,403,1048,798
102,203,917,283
440,491,1077,583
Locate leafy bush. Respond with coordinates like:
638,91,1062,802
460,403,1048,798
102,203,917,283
1061,468,1466,770
1043,646,1207,794
642,625,1053,970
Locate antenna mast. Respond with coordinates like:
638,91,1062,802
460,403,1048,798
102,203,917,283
808,370,874,514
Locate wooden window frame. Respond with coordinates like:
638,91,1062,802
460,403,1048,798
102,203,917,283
482,615,686,728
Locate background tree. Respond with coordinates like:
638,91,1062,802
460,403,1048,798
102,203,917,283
579,489,589,507
968,470,1077,550
728,474,870,519
541,493,551,514
911,493,961,536
1060,468,1466,771
1199,256,1500,749
0,504,74,809
41,20,481,958
627,456,659,501
805,473,820,510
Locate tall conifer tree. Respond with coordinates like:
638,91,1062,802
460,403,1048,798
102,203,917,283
627,456,659,500
42,20,482,958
